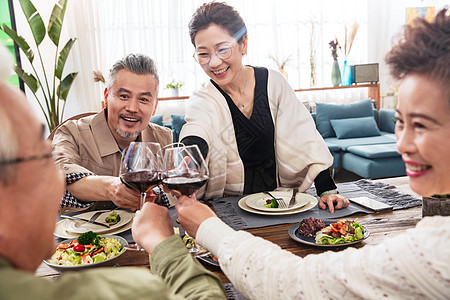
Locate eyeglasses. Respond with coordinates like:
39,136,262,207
0,152,53,166
193,41,237,65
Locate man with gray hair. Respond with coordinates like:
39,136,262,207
0,46,226,298
52,53,172,211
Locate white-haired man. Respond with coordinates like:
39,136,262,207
0,45,226,299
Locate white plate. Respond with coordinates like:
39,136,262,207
245,191,310,212
44,235,128,272
54,213,134,239
62,210,133,234
239,193,317,215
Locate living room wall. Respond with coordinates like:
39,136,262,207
10,0,448,133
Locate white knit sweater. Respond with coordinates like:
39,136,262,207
197,216,450,300
180,68,333,199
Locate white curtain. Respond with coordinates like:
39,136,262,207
64,0,370,116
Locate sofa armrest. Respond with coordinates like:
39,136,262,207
379,109,396,133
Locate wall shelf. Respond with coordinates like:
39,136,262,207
156,83,381,110
294,83,380,109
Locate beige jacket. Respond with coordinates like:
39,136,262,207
52,109,172,176
51,110,172,209
180,68,333,199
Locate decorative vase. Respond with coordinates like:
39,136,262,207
331,60,341,87
341,60,352,86
171,88,180,97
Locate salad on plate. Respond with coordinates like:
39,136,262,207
48,231,124,266
315,219,365,245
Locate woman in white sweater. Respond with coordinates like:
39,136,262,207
180,2,349,213
176,8,450,300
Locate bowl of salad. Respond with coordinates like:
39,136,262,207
44,231,128,272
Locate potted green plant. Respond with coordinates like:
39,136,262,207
165,79,184,97
1,0,77,132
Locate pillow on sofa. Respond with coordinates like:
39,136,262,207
150,114,164,126
171,114,187,143
316,99,374,138
330,116,381,139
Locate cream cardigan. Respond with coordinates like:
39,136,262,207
180,69,333,199
197,216,450,299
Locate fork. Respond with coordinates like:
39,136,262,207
288,188,298,208
88,205,118,224
264,191,287,208
87,211,105,224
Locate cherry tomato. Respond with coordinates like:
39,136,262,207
73,244,85,252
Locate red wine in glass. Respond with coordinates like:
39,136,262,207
119,142,162,251
120,170,162,194
162,175,208,196
162,144,209,197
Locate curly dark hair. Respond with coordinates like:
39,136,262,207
188,1,247,46
385,8,449,99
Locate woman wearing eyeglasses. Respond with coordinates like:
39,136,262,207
176,8,450,299
180,2,349,212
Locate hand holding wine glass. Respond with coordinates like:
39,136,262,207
120,142,163,209
162,144,209,198
120,142,163,250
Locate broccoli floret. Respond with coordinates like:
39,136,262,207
105,211,121,224
78,231,100,246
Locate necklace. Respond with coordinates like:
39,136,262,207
238,70,249,110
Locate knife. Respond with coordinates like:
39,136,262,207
288,188,298,208
60,215,111,228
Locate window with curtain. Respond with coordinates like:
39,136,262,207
65,0,368,115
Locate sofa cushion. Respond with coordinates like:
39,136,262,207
347,144,400,159
171,114,186,143
316,99,374,138
341,152,406,178
325,135,396,151
379,109,396,133
150,114,164,126
325,141,341,152
330,116,381,139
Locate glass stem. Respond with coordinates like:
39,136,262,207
140,192,147,210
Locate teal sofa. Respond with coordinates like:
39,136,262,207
311,99,406,179
151,99,406,179
151,114,186,143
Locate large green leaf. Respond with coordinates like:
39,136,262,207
0,24,34,62
14,65,39,93
55,38,75,79
48,0,68,46
57,72,78,100
18,0,46,46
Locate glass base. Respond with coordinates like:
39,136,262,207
125,243,146,251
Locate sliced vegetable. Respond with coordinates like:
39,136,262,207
315,219,365,245
72,244,85,252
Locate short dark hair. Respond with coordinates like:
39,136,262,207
107,53,159,89
385,8,449,99
188,1,247,46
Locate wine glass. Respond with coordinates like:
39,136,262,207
162,144,209,198
119,142,162,250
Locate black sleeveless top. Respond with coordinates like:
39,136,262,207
211,67,277,194
182,67,336,196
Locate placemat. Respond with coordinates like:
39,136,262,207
224,283,246,300
209,179,422,231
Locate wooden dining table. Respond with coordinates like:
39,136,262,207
35,176,423,285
